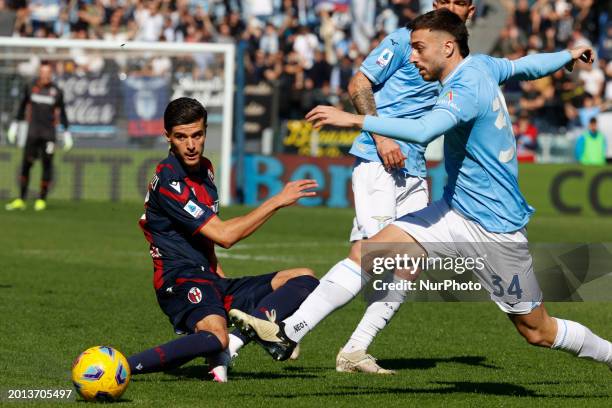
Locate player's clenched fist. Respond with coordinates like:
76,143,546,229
569,46,594,64
274,179,319,207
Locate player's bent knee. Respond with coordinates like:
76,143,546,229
291,267,315,278
194,316,229,349
196,325,229,349
212,331,229,349
272,268,316,289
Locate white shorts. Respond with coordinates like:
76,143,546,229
393,199,543,315
350,159,429,242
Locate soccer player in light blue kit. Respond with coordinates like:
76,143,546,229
300,9,612,370
239,1,476,373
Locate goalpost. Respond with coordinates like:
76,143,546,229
0,38,235,205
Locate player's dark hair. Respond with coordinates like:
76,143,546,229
408,9,470,58
164,97,207,132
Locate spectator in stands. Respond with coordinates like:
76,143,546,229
135,0,164,42
5,0,607,147
579,58,605,99
293,25,319,70
308,49,332,88
260,22,279,54
519,80,546,120
513,111,538,163
598,24,612,61
605,60,612,102
29,0,60,33
575,117,607,165
578,94,601,128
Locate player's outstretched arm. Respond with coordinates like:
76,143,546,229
348,72,405,169
510,46,594,81
305,105,456,144
199,179,318,249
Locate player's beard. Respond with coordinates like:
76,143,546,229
416,63,439,82
425,60,445,82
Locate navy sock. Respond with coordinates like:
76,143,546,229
252,275,319,322
128,331,223,375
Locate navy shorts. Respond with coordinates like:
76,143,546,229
156,271,277,334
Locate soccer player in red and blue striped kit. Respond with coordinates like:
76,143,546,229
127,97,319,382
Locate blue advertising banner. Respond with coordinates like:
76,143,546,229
235,154,446,207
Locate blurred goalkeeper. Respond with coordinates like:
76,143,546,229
5,61,72,212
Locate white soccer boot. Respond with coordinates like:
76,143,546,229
336,349,396,375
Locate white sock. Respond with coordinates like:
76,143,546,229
342,300,403,353
283,258,366,343
228,333,244,358
552,318,612,367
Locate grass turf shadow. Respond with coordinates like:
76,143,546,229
377,355,499,370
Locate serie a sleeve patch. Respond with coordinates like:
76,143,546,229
183,200,205,218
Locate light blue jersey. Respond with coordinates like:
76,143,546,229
434,55,534,232
349,27,439,177
362,51,574,233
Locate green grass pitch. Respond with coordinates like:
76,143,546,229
1,201,612,407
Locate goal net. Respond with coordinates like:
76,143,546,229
0,37,234,205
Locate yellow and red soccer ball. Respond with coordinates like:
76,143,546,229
71,346,131,402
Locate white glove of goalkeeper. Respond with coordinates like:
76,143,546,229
7,121,17,144
63,131,73,151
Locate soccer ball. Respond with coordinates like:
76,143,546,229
71,346,131,402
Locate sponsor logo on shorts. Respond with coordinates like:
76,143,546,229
183,200,204,218
187,287,202,304
372,215,393,231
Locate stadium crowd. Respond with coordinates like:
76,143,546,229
2,0,610,151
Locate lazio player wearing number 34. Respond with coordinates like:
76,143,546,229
236,9,612,373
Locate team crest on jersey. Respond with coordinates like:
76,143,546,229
376,48,394,67
187,287,202,304
183,200,204,218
